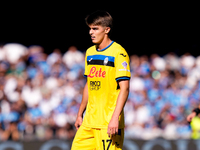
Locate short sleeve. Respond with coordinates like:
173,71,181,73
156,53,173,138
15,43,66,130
115,50,131,81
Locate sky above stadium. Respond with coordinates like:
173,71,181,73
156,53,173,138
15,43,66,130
1,2,200,56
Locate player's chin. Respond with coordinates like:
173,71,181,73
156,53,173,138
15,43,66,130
91,40,98,44
91,39,100,44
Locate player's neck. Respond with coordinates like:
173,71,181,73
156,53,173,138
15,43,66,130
96,37,112,51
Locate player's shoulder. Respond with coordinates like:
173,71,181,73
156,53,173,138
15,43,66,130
113,42,128,55
85,45,96,55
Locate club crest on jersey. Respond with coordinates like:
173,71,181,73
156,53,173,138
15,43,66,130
104,57,109,65
122,61,128,68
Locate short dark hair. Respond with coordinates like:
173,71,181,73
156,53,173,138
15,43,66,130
85,10,113,28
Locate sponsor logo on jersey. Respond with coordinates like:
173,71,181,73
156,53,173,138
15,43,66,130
90,81,101,90
88,66,106,78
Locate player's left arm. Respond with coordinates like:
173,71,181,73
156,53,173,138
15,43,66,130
107,79,129,137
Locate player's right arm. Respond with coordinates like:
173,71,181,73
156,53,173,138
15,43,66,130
74,82,88,130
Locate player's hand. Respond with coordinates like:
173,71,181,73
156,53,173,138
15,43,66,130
74,116,83,130
187,112,196,122
107,116,119,138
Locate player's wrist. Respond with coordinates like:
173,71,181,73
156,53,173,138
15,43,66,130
111,113,120,120
77,114,83,118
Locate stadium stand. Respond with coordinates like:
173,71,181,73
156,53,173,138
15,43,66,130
0,43,199,141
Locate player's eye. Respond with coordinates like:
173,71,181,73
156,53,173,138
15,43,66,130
92,27,98,30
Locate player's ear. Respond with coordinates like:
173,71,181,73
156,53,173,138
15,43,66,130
105,27,111,34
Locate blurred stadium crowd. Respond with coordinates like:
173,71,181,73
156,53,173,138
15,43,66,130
0,43,199,141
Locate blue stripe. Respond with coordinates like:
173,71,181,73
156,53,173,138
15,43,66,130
97,41,114,51
116,77,130,81
87,55,115,62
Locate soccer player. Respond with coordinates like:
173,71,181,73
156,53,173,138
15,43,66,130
71,10,131,150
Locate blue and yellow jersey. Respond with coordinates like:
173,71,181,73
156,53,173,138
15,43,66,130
82,41,131,129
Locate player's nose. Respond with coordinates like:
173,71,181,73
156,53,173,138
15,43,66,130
89,29,93,35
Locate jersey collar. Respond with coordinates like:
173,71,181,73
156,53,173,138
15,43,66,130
96,41,114,52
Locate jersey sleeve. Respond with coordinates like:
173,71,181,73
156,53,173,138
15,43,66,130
115,50,131,81
84,51,89,77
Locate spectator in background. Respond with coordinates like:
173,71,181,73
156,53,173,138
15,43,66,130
46,48,62,66
151,53,166,71
163,52,180,71
62,46,84,70
2,43,28,64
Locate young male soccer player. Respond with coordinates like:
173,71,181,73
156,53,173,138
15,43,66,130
71,10,131,150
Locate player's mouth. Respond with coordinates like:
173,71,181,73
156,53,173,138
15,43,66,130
91,36,95,40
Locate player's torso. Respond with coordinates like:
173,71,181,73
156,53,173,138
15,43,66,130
83,42,125,128
87,43,118,96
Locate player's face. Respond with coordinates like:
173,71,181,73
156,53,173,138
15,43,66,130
89,25,110,44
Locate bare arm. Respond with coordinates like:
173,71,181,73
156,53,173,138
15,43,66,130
107,80,129,137
74,82,88,130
